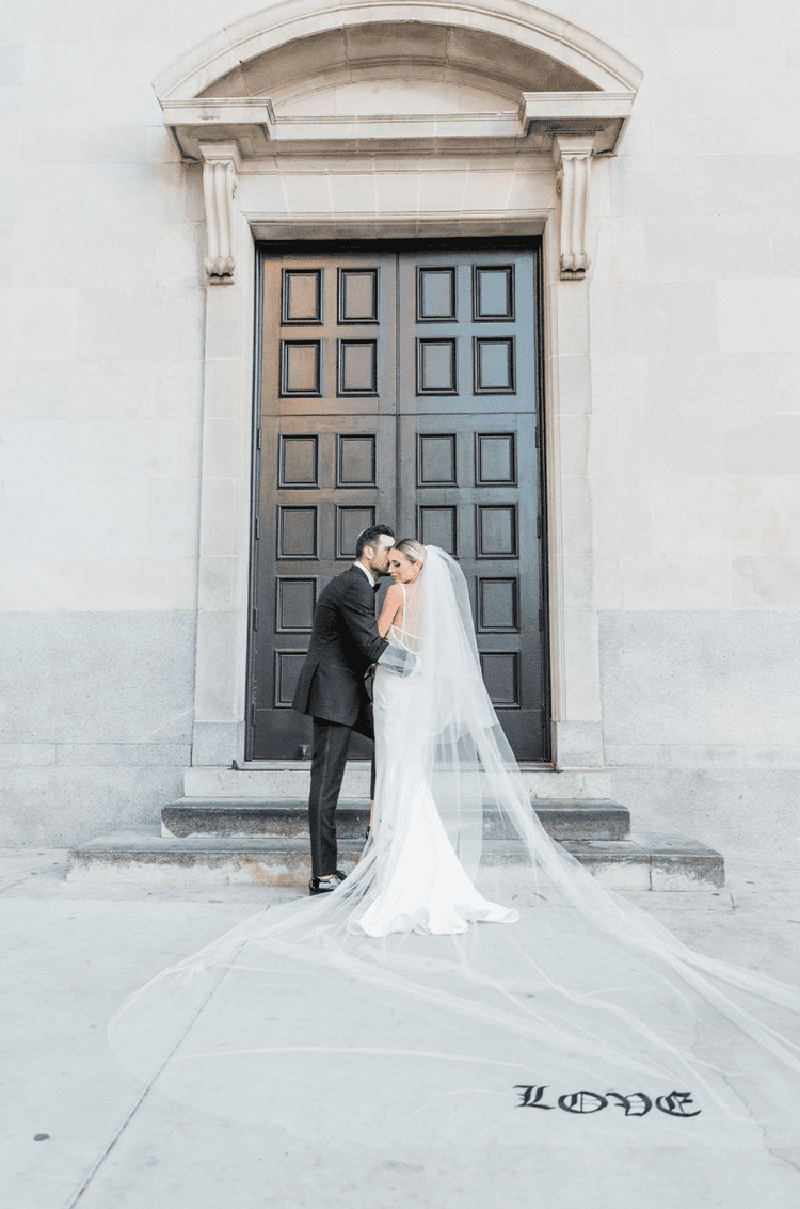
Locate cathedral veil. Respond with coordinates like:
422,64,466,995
108,548,800,1171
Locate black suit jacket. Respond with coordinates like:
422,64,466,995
291,566,388,730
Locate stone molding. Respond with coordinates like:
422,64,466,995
157,6,639,292
199,141,240,285
552,134,596,281
163,92,634,161
154,1,643,103
518,91,634,155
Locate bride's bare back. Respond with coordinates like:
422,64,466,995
378,541,426,642
378,581,420,642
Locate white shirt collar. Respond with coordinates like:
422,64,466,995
352,561,375,587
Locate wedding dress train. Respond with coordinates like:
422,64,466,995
108,548,800,1176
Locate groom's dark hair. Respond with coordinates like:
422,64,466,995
355,524,395,558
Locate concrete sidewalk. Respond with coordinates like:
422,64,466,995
2,849,799,1209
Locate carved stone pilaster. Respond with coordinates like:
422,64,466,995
199,142,241,285
552,136,596,281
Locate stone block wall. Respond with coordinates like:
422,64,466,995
583,0,800,852
0,4,208,843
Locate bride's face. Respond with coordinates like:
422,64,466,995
388,551,420,584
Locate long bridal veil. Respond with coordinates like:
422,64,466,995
109,548,800,1175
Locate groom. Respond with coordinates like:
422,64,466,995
292,524,396,895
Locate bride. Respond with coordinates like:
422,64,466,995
353,539,518,936
109,544,800,1178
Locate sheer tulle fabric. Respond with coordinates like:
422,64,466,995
347,570,517,936
109,548,800,1166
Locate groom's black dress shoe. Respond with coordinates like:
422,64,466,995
308,870,347,895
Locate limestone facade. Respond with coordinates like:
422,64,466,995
0,0,798,853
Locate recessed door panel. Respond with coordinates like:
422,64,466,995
338,269,379,323
417,434,458,487
275,577,318,632
282,269,322,324
279,435,319,488
338,434,377,487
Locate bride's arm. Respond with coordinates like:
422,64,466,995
377,584,403,638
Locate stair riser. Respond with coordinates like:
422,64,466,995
66,848,722,892
66,849,361,888
184,768,613,801
161,804,630,843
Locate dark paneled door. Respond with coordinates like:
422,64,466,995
249,244,547,761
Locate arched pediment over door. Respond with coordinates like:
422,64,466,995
156,1,642,281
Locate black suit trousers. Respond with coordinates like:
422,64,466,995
308,704,375,877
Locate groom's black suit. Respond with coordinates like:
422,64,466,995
292,565,388,877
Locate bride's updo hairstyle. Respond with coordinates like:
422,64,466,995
392,539,427,567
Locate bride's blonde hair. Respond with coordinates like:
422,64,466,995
392,538,427,566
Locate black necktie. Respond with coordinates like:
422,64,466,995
372,582,381,594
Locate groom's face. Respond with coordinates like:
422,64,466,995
365,535,394,576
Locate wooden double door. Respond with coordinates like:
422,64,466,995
247,241,548,761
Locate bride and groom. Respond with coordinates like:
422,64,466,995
292,523,517,932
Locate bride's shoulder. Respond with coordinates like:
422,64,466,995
383,582,404,603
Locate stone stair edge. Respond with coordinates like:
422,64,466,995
67,825,717,859
165,797,629,812
65,825,724,891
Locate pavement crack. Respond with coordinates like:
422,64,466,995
62,951,239,1209
716,1068,800,1178
0,875,36,896
762,1143,800,1176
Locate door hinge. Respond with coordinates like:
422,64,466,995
535,426,540,448
252,607,258,632
537,514,543,539
255,517,260,540
539,609,544,632
256,428,262,450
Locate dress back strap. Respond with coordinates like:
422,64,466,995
390,582,413,645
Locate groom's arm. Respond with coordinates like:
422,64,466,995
339,577,389,665
375,643,417,677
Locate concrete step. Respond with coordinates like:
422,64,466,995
66,825,724,892
161,798,631,843
183,764,613,802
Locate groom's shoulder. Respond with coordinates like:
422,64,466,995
322,566,363,600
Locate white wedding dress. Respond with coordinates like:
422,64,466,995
108,548,800,1178
352,585,517,937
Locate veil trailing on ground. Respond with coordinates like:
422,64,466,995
109,548,800,1175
